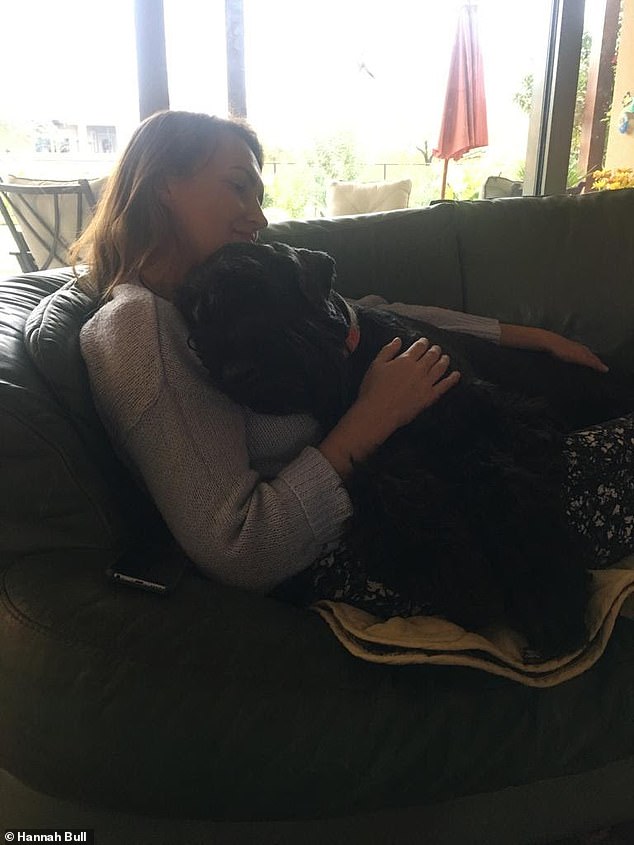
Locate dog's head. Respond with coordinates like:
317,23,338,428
176,241,352,424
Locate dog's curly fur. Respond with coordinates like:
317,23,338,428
176,241,633,658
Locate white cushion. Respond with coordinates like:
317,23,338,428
327,178,412,217
4,174,108,269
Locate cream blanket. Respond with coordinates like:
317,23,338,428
313,564,634,687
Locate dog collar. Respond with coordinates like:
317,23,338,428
345,318,361,354
338,296,361,354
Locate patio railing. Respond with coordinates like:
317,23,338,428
263,161,432,180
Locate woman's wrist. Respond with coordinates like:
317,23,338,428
499,323,550,351
318,398,395,479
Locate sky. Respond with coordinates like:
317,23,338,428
0,0,139,126
0,0,552,160
166,0,552,157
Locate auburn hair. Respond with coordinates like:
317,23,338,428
72,110,263,301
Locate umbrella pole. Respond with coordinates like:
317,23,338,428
440,159,449,199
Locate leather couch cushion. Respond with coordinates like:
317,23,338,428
262,203,464,308
2,548,634,820
0,271,153,555
24,275,101,442
0,271,120,553
455,189,634,370
26,275,167,549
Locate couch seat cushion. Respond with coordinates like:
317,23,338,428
1,550,633,821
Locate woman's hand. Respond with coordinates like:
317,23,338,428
540,331,609,372
358,337,460,429
499,324,609,373
319,337,460,478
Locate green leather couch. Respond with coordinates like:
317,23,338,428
1,190,633,844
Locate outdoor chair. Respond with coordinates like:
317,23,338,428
327,178,412,216
481,175,523,199
0,176,107,272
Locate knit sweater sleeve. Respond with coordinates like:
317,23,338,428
351,295,501,343
79,284,352,592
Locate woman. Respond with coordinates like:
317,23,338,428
76,110,633,613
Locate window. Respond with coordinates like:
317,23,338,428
0,0,139,274
241,0,552,218
0,0,138,180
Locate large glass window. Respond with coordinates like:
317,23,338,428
242,0,552,218
0,0,138,179
3,0,622,273
0,0,139,274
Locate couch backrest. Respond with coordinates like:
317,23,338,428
454,189,634,369
262,202,464,308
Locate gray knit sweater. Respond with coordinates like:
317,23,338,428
80,282,500,591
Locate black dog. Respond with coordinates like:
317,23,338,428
176,241,633,658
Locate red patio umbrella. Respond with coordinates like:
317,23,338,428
433,2,488,199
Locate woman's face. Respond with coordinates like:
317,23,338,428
161,132,268,271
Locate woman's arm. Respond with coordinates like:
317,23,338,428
351,298,501,343
352,297,609,373
499,324,609,372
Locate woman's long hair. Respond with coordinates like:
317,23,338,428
71,110,263,302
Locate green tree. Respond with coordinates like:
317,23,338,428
307,131,361,210
263,132,362,217
512,73,534,115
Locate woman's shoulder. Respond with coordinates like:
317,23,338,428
79,283,164,426
81,281,192,362
80,281,230,431
81,281,156,341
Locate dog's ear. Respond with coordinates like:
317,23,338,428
268,243,336,306
293,247,337,305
